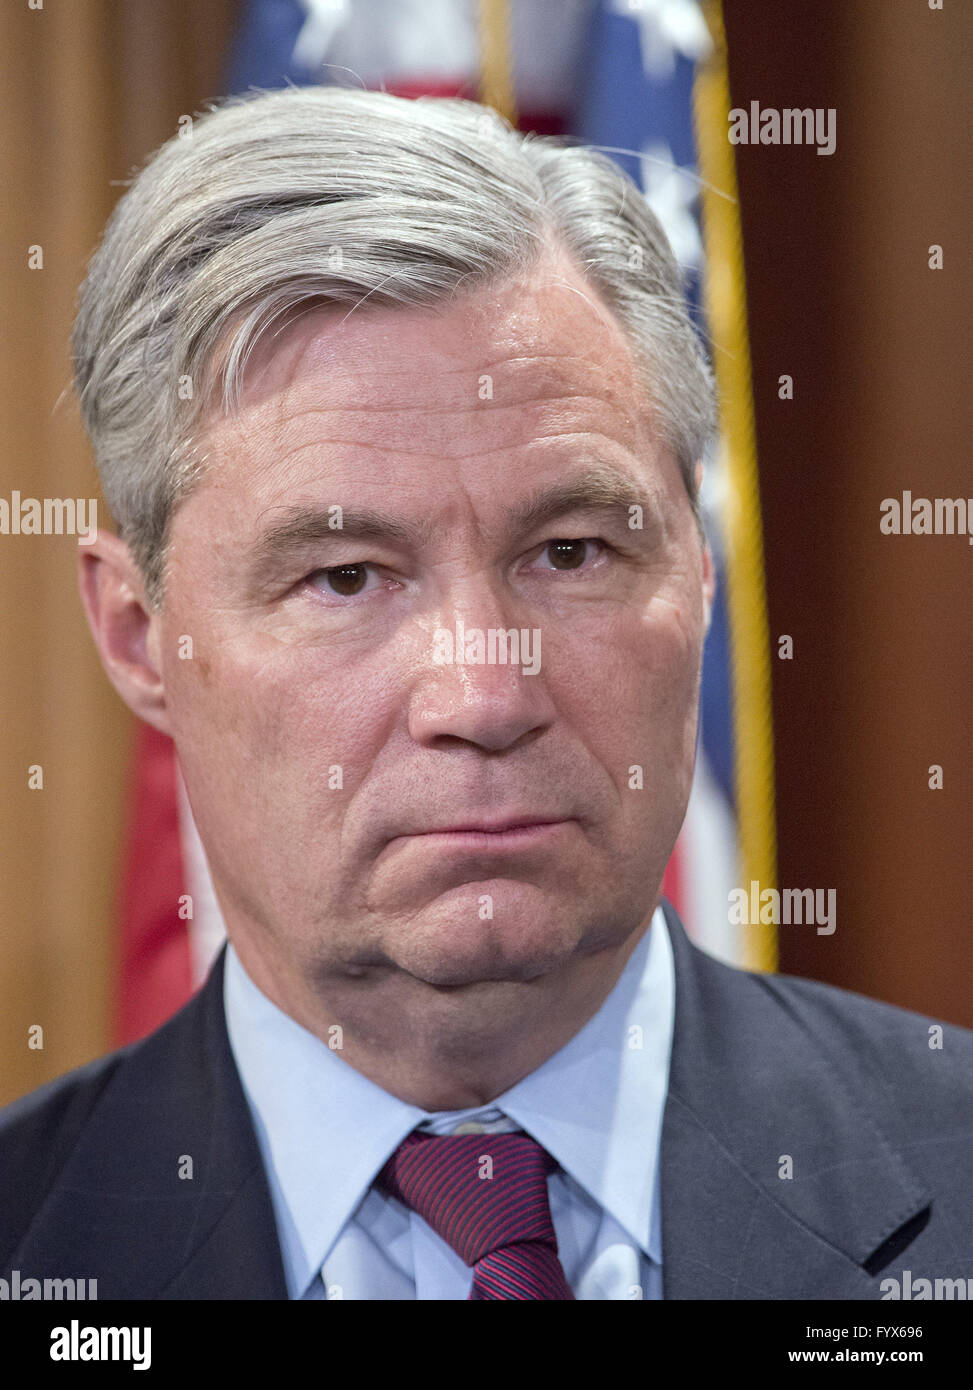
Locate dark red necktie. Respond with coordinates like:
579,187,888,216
377,1129,575,1300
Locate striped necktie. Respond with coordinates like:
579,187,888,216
377,1129,575,1300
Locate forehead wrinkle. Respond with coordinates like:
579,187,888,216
252,415,649,498
249,373,628,432
232,337,631,433
220,387,640,487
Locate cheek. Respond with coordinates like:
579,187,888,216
638,591,705,722
162,625,282,761
163,619,390,826
554,588,703,750
641,603,704,806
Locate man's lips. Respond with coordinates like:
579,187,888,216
417,817,570,835
385,817,576,850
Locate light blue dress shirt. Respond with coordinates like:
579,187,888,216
223,905,675,1300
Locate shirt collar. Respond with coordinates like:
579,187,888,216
224,906,674,1295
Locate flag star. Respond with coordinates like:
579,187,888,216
640,142,704,273
609,0,712,79
292,0,350,74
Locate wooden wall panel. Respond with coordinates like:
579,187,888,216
724,0,972,1021
0,0,237,1106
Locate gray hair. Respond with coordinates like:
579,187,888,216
72,85,716,606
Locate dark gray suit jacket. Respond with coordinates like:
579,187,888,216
2,901,972,1298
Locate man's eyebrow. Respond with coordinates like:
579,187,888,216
247,507,431,588
510,466,653,535
247,466,651,587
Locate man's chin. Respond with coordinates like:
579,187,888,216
395,952,557,992
382,882,586,990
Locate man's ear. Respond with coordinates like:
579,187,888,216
77,531,171,735
694,461,716,633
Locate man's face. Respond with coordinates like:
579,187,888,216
151,245,711,997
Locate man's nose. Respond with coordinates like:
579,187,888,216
406,590,554,753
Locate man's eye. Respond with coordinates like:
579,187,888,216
302,542,606,602
533,538,606,572
308,563,380,599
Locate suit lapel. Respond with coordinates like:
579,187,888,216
658,902,931,1298
12,947,288,1299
